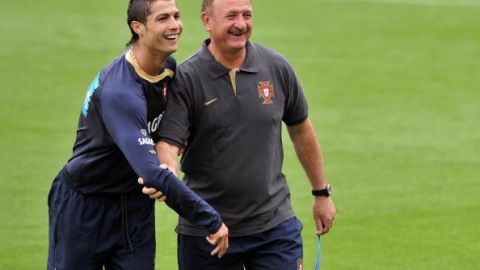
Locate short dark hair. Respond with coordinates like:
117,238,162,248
201,0,214,12
126,0,154,47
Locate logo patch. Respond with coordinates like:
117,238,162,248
257,81,274,104
296,258,304,270
147,113,163,134
203,98,218,107
138,137,154,146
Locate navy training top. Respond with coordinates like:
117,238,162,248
64,50,222,233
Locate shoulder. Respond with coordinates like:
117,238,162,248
176,49,204,73
252,42,289,62
98,53,143,105
101,53,139,91
165,55,177,73
249,42,296,80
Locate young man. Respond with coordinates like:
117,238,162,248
47,0,228,269
145,0,337,269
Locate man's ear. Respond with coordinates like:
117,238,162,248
130,21,145,37
201,11,212,32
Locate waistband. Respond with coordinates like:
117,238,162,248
58,166,139,200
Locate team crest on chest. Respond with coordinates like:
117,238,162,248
257,81,274,104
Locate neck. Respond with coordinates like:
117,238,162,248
208,42,246,69
131,44,167,76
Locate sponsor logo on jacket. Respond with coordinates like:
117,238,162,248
147,113,164,134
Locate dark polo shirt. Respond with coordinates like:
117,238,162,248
158,39,308,236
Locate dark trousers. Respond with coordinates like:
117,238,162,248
178,217,303,270
47,168,156,270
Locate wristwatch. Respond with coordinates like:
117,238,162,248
312,184,332,197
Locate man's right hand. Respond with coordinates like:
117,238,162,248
138,164,172,201
138,177,167,201
206,223,229,258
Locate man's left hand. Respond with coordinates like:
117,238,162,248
312,196,336,235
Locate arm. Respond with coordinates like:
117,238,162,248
106,95,229,257
100,80,226,235
140,142,180,201
139,139,230,257
156,141,180,175
287,118,336,235
138,141,229,257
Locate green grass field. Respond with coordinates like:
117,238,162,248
1,0,479,269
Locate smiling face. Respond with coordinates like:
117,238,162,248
133,0,183,56
201,0,253,56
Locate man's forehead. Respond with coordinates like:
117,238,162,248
211,0,252,12
149,0,179,15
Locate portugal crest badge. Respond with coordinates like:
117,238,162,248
257,81,274,104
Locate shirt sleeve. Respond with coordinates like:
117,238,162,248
100,78,222,234
281,59,309,126
156,72,193,147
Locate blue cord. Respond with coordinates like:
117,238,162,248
314,235,321,270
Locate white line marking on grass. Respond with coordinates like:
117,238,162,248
323,0,480,7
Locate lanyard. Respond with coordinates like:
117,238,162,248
314,235,321,270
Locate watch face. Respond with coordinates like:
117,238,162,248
327,184,333,194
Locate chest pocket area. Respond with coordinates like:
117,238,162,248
202,96,238,130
